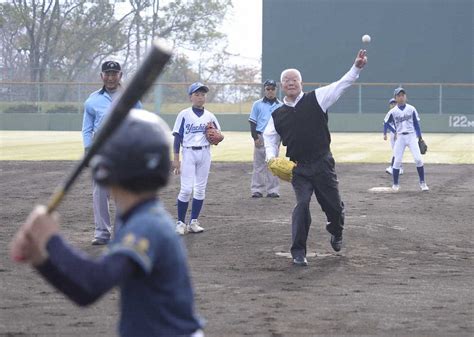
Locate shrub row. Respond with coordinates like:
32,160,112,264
2,104,79,113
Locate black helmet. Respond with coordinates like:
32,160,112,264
90,109,171,192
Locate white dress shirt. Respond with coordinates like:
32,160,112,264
263,65,362,160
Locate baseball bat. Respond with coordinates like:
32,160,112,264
46,40,172,213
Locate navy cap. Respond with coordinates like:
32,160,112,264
188,82,209,95
263,79,277,87
394,87,406,97
389,98,396,104
101,61,121,72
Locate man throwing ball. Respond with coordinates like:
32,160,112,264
264,50,368,266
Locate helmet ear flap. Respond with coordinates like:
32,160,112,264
90,155,116,186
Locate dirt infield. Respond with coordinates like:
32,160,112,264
1,161,473,337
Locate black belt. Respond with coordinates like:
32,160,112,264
401,132,410,135
189,146,209,150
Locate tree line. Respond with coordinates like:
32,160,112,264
0,0,260,103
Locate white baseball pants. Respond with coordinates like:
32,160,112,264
178,147,211,202
393,133,423,169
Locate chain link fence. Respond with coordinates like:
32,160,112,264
0,81,472,115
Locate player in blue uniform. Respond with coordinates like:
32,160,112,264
82,61,143,245
11,110,204,337
172,82,222,235
384,87,429,192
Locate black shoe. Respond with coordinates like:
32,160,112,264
292,256,308,266
330,234,343,252
91,238,109,246
266,193,280,198
252,192,263,198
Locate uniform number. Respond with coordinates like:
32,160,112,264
449,115,474,128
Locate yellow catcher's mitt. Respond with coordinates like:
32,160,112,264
205,122,224,145
267,157,296,182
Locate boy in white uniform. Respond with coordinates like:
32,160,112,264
384,87,429,192
172,82,223,235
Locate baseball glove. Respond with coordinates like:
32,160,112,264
205,122,224,145
267,157,296,182
418,138,428,155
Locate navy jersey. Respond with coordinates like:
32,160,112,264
106,199,203,336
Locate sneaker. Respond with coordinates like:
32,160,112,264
292,256,308,266
91,238,109,246
187,219,204,233
252,192,263,198
385,166,393,175
392,184,400,192
420,182,429,191
176,221,188,235
266,193,280,198
330,234,343,252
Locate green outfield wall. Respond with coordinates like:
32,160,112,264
1,113,472,133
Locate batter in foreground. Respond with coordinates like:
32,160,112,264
10,110,204,337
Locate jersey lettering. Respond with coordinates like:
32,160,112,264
172,107,221,147
185,123,207,134
394,113,413,124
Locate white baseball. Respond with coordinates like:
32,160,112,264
362,34,371,43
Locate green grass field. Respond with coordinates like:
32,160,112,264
0,131,472,163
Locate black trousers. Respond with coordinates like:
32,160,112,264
290,152,345,258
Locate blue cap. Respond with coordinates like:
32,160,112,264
263,79,277,87
389,98,396,104
394,87,405,97
188,82,209,95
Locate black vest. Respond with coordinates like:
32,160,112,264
272,91,331,162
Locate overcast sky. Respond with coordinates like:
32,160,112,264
115,0,262,69
222,0,262,66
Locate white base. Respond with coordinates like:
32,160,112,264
275,252,334,258
368,186,397,193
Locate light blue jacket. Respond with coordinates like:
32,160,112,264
82,87,143,148
249,98,282,133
